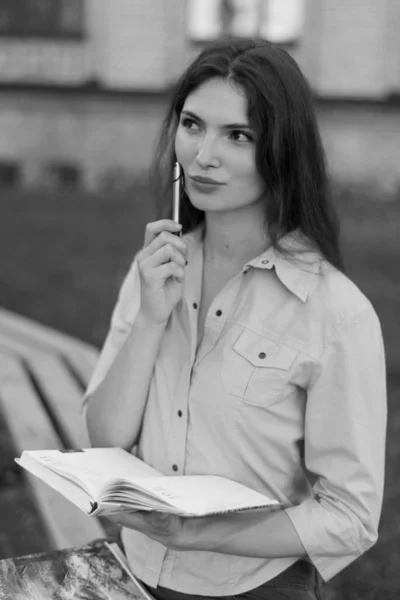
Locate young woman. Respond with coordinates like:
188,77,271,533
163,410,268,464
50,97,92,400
84,39,387,600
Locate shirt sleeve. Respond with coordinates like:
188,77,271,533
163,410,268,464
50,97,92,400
284,305,387,582
81,256,141,412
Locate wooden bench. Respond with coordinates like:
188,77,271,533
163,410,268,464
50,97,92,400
0,307,107,550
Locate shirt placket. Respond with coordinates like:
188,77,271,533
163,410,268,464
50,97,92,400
164,239,203,478
157,237,203,587
159,265,248,588
194,269,249,368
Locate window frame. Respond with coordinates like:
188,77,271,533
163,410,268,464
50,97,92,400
0,0,85,40
187,0,302,47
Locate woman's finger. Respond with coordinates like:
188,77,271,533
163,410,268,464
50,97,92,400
156,261,186,284
142,244,186,271
106,511,145,530
143,229,188,259
107,510,170,534
142,511,171,531
143,220,182,248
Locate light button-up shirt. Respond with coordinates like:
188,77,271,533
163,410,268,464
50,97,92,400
84,224,386,597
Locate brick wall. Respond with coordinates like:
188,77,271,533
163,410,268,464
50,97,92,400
317,100,400,193
0,1,399,194
0,91,398,193
92,0,177,89
302,0,400,98
0,91,166,189
0,0,187,89
0,0,398,97
384,0,400,93
0,40,92,85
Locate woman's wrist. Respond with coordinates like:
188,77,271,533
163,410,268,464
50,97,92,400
182,510,307,558
135,309,170,330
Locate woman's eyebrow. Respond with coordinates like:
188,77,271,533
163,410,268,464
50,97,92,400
181,110,252,130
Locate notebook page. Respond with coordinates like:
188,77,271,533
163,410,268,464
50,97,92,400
18,448,162,498
128,475,279,516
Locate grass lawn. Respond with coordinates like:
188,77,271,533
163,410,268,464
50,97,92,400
0,186,399,599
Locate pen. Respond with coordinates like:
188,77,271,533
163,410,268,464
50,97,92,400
173,161,182,236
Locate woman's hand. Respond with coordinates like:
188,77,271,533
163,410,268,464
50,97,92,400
137,220,188,325
107,511,190,551
107,508,306,559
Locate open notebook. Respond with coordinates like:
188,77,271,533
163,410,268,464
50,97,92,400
16,447,280,517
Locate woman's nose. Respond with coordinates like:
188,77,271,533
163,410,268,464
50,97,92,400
195,134,220,169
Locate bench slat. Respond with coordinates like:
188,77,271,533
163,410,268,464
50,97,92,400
28,354,91,449
0,308,98,358
0,352,105,549
0,331,90,447
0,308,99,386
0,331,54,363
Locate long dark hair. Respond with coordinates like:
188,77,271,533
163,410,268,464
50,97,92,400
150,37,344,271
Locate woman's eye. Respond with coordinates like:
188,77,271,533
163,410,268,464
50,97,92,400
229,130,253,143
181,118,200,132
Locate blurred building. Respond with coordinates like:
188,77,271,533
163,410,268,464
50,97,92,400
0,0,399,192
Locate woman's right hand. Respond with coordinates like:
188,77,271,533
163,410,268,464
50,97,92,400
136,220,188,325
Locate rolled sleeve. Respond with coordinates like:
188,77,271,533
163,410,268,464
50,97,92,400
81,257,141,414
285,306,387,582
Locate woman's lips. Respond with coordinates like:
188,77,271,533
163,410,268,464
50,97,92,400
189,176,225,193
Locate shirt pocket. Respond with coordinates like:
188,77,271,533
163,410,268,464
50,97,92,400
221,328,298,406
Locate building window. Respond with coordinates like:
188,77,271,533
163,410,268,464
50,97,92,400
0,0,85,39
0,161,20,188
188,0,303,44
45,162,82,191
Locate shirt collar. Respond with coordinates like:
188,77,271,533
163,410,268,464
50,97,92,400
245,230,323,302
185,225,323,303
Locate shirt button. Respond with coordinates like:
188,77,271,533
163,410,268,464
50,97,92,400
172,464,178,472
193,302,198,309
185,260,188,266
177,410,183,417
216,310,222,317
258,352,266,359
262,260,269,265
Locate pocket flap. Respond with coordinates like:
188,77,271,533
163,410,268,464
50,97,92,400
233,329,297,369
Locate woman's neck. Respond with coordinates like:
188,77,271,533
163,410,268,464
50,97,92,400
203,206,270,269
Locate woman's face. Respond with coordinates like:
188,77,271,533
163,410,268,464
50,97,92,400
175,78,265,216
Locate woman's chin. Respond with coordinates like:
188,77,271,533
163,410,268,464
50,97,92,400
186,193,218,212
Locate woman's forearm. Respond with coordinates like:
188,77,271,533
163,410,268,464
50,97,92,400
186,509,306,559
86,312,167,449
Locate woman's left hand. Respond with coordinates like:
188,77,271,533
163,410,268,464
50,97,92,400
106,511,190,551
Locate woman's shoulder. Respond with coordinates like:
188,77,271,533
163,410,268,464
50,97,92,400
313,261,379,327
280,230,378,326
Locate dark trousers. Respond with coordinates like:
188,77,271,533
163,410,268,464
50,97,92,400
140,559,323,600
